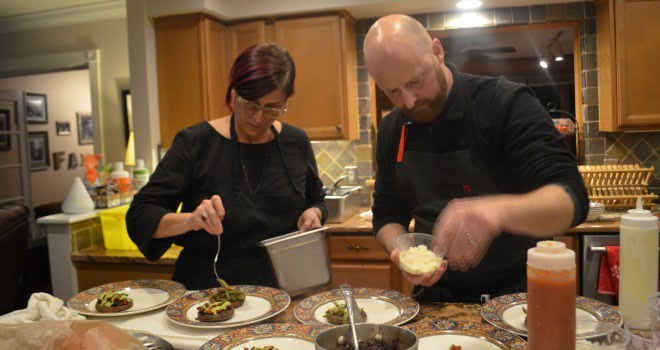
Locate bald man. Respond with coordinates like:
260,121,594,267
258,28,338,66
365,15,588,302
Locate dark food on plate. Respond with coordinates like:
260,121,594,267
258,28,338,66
522,306,528,326
95,292,133,312
197,300,234,322
450,345,462,350
324,301,367,325
244,347,279,350
211,279,247,308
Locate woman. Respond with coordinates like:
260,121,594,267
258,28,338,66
126,43,327,290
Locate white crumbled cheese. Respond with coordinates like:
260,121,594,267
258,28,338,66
399,245,442,275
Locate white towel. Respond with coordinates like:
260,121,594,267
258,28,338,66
0,293,85,324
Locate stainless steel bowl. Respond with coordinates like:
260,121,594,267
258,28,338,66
315,323,418,350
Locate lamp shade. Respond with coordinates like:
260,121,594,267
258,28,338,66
61,177,95,214
124,131,135,167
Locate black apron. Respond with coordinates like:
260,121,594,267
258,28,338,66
173,117,308,290
395,81,538,303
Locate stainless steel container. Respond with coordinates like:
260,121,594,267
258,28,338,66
258,226,331,296
315,323,418,350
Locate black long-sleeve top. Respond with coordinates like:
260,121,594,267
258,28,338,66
373,66,589,236
126,121,327,289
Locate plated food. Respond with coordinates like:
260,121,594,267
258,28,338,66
404,320,527,350
199,323,329,350
166,285,290,329
481,293,622,337
295,288,419,326
95,292,133,313
67,279,186,317
244,347,279,350
323,301,368,325
211,279,247,308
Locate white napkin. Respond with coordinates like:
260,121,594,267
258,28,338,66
0,293,86,324
360,210,373,221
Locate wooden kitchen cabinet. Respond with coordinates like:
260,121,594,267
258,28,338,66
326,235,413,294
229,21,269,63
273,14,358,140
155,14,230,148
596,0,660,131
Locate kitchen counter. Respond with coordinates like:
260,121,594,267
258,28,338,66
71,207,624,265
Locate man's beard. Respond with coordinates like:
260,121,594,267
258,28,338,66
399,69,449,124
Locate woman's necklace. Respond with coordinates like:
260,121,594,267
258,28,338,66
238,142,272,195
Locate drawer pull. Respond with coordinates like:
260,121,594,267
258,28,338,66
347,245,370,251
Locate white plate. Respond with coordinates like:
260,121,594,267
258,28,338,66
481,293,623,337
199,323,329,350
405,320,527,349
67,279,186,317
294,287,419,326
166,285,290,329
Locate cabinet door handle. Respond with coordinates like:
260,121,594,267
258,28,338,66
348,245,369,251
336,125,343,131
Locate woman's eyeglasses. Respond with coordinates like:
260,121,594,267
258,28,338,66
237,95,288,118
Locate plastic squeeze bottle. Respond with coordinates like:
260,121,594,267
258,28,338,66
133,159,150,190
110,161,131,204
619,197,659,322
527,240,576,350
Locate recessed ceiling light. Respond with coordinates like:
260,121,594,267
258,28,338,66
457,0,483,9
555,56,564,62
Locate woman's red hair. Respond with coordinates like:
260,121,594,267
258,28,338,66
225,43,295,110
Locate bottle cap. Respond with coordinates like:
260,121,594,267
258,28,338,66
621,196,657,230
136,159,144,169
527,240,575,270
114,161,123,171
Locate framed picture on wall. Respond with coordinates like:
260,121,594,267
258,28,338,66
28,131,49,171
0,109,10,152
25,93,48,124
55,121,71,136
76,112,93,145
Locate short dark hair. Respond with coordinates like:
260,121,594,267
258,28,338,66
225,43,295,110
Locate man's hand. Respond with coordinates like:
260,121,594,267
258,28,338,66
297,207,322,232
432,197,503,272
391,248,448,287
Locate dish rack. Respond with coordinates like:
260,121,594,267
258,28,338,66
578,164,658,210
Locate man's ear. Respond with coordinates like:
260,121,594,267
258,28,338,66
432,38,445,65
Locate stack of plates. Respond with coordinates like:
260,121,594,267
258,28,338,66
586,202,605,222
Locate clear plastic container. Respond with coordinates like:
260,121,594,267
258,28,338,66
396,233,445,275
575,321,631,349
649,293,660,349
625,318,653,350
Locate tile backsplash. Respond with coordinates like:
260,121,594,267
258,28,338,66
311,141,355,186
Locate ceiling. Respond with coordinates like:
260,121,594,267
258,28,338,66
1,0,579,19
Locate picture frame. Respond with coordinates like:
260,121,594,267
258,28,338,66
76,112,93,145
25,93,48,124
55,121,71,136
0,109,10,152
28,131,50,171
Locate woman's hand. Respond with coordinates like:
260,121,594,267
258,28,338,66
187,195,226,235
297,207,322,232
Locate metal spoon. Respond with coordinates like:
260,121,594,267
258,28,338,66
213,234,221,282
340,284,363,350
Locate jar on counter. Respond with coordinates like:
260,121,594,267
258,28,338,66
345,165,358,186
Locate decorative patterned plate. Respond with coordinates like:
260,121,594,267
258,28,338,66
481,293,623,337
199,323,330,350
166,285,290,329
405,320,527,350
294,287,419,326
68,279,186,317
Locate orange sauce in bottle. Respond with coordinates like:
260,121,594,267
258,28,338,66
527,241,576,350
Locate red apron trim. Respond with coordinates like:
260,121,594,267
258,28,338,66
396,124,408,163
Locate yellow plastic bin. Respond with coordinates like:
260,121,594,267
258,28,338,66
98,204,138,250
